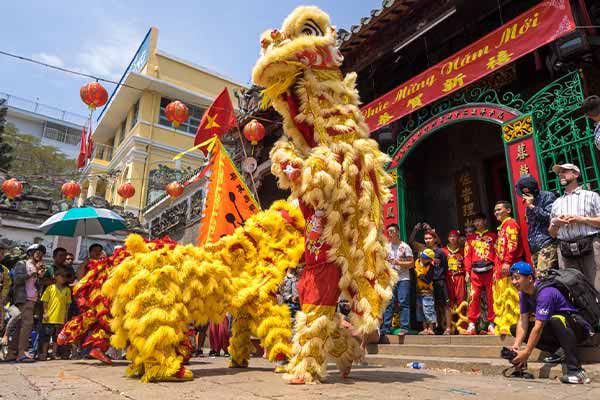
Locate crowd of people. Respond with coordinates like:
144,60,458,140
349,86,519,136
380,160,600,384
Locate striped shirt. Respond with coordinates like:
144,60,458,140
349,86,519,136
551,186,600,241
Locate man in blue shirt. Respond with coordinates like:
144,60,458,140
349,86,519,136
509,261,592,384
515,176,557,271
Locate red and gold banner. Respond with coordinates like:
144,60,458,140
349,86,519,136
504,115,539,262
197,139,260,245
361,0,576,132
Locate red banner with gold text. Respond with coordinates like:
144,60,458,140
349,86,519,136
361,0,576,132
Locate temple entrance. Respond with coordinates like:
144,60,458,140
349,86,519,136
401,120,509,237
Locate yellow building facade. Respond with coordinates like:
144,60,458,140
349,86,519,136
78,27,246,218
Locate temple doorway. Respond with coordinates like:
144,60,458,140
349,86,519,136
401,120,510,238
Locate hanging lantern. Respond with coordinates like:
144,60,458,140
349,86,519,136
165,100,189,128
80,82,108,110
61,181,81,201
243,119,266,145
165,181,185,199
117,182,135,199
1,178,23,200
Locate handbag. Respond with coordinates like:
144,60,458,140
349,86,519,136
559,236,594,258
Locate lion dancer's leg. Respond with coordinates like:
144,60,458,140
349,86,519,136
448,274,468,334
284,262,340,384
493,276,519,335
325,313,363,378
228,310,253,368
255,302,293,373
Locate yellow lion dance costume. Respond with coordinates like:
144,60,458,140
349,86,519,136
101,200,304,382
253,6,397,384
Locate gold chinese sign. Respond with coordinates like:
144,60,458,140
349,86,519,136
455,167,482,230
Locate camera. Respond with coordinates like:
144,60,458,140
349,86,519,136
501,346,518,361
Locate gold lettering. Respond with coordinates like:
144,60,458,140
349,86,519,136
441,46,490,75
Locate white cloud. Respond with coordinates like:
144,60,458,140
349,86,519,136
75,24,141,80
32,21,143,82
34,52,65,68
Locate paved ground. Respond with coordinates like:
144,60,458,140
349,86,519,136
1,356,599,399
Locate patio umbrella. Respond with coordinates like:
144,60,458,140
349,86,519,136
39,207,126,237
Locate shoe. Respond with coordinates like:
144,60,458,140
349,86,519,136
208,350,218,357
543,349,565,364
15,355,35,363
560,369,591,384
89,348,113,365
222,351,230,358
154,366,193,382
487,323,496,336
464,322,476,335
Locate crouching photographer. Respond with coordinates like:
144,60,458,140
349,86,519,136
507,261,593,384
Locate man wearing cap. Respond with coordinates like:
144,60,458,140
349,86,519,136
442,230,467,333
463,213,497,335
549,163,600,290
582,95,600,151
509,261,592,384
515,175,557,272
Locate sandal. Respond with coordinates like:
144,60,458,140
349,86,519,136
16,355,35,363
443,328,452,335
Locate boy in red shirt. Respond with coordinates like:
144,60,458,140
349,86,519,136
463,213,497,335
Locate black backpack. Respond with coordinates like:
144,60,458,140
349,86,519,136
535,268,600,329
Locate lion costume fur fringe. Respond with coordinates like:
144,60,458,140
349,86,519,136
100,200,304,382
253,6,397,383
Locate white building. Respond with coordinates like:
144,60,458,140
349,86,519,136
1,91,87,159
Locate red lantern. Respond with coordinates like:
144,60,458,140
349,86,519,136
243,119,266,145
80,82,108,110
117,182,135,199
1,178,23,200
61,181,81,201
165,181,184,199
165,100,189,128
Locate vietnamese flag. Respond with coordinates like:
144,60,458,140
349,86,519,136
77,126,87,169
194,88,237,154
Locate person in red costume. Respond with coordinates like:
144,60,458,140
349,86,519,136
493,200,524,334
442,230,466,333
463,213,497,335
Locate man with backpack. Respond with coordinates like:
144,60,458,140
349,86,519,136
509,261,596,384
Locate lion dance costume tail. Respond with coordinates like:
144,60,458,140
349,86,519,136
253,6,397,383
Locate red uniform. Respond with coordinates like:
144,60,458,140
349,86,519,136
463,230,497,324
442,246,466,307
495,217,524,278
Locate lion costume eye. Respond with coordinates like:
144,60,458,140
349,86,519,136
301,19,324,36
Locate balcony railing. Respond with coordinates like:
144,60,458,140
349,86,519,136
93,143,113,162
42,127,81,146
0,92,88,126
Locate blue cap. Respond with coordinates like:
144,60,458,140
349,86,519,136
509,261,534,276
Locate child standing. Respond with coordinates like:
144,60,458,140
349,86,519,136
415,249,437,335
39,269,71,360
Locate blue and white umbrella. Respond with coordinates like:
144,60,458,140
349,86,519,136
39,207,126,237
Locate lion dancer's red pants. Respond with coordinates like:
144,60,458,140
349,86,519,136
467,271,496,323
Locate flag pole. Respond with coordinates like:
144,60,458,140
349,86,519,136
235,126,262,210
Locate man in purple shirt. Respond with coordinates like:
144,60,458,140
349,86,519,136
509,261,592,384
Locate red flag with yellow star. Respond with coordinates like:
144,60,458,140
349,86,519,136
194,88,237,153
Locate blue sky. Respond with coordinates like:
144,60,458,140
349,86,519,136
0,0,380,118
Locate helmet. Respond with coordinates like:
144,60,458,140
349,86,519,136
26,243,46,257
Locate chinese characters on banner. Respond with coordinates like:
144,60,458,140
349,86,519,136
506,135,540,262
455,168,481,230
361,0,576,132
197,140,260,245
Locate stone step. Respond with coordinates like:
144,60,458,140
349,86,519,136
384,334,509,346
368,343,600,363
365,354,600,380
